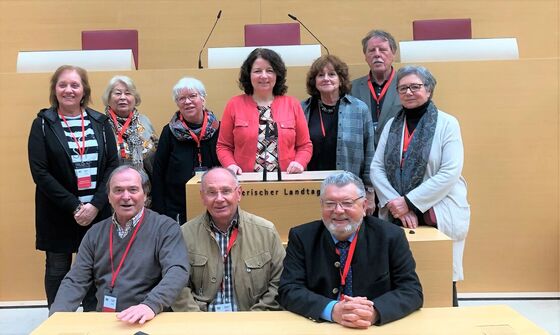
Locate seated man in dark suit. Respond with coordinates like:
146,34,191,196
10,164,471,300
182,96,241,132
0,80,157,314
278,171,422,328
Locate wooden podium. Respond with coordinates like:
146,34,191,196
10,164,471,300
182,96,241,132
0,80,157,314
186,171,333,241
405,227,453,307
186,171,452,307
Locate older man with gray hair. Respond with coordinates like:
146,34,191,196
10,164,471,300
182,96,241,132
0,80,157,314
278,171,422,328
172,167,285,312
50,165,189,324
351,29,401,149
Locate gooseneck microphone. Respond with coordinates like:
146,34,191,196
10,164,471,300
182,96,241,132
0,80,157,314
288,13,329,55
197,10,222,69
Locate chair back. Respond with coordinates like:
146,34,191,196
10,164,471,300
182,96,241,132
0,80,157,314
412,19,472,40
82,29,139,69
244,23,300,46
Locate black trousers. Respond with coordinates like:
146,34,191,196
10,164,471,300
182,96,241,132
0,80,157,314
453,281,458,307
45,251,97,311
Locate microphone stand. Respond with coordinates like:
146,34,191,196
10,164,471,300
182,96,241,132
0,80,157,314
263,122,269,182
276,136,282,182
197,10,222,69
273,121,282,181
288,13,329,55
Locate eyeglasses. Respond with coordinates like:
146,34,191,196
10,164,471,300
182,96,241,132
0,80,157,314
322,196,364,210
176,93,199,103
397,83,424,94
203,187,238,199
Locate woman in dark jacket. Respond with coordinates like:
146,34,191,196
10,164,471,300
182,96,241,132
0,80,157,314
28,65,119,310
151,77,220,224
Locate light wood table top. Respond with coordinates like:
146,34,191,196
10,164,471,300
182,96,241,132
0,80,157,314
31,305,547,335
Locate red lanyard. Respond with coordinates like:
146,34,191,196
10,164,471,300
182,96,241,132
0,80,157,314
367,68,395,119
180,111,208,166
59,110,86,158
317,101,337,138
401,120,414,167
319,107,326,137
108,108,133,159
335,226,360,300
219,226,238,293
109,210,145,290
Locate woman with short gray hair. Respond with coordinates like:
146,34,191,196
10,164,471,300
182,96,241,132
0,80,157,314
371,65,470,306
151,77,220,224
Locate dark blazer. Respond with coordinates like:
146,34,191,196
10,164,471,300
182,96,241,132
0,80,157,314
351,73,401,148
278,216,423,325
28,107,119,253
151,123,220,224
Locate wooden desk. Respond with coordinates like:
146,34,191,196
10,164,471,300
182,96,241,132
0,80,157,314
405,226,452,307
208,44,321,68
16,49,135,73
31,305,547,335
187,174,453,307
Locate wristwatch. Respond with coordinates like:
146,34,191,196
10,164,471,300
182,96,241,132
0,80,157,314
73,203,83,215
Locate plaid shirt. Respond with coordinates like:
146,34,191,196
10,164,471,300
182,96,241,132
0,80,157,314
112,208,144,239
208,214,239,311
301,94,375,186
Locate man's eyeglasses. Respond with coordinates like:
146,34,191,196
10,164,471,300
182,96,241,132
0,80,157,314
397,83,424,94
322,196,364,210
203,187,238,199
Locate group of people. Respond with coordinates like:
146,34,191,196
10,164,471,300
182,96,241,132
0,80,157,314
27,28,469,328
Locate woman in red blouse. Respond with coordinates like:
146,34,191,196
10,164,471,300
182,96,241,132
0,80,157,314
217,48,312,175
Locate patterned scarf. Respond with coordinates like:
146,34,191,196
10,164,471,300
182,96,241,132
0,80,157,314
384,100,438,204
168,109,219,142
106,107,144,169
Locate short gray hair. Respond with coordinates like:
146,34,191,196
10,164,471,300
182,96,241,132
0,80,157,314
106,165,151,194
200,167,239,189
101,75,141,107
361,29,397,54
172,77,207,102
320,172,366,198
396,65,437,93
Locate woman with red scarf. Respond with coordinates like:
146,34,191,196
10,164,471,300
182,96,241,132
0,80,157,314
102,76,158,179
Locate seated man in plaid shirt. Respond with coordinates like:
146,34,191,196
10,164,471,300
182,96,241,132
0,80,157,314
172,167,285,311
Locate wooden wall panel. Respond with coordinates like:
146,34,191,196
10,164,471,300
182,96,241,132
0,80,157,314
0,58,558,300
0,0,558,301
0,1,557,72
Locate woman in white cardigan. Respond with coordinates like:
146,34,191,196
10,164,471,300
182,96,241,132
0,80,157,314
371,65,470,306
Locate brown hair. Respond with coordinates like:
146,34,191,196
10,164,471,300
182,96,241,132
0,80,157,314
49,65,92,108
238,48,287,96
305,55,351,97
361,29,397,54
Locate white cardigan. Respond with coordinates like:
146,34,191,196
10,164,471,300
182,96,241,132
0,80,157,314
371,110,470,281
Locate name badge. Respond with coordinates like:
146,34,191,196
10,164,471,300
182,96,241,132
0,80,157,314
75,161,92,190
194,166,208,173
214,303,233,312
102,293,117,312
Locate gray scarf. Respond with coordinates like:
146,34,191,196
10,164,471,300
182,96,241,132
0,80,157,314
384,101,438,209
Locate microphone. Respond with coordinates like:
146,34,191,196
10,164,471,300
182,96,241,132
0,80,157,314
288,14,329,55
197,10,222,69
